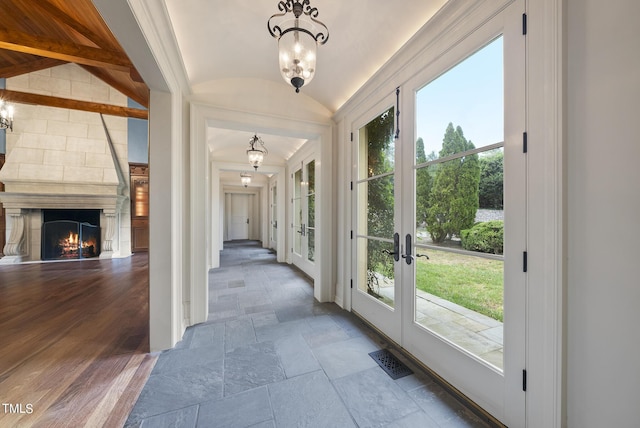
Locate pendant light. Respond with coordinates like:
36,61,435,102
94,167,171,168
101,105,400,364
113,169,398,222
267,0,329,93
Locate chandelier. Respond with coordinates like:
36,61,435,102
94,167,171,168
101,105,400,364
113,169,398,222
0,99,14,131
267,0,329,93
240,173,252,187
247,134,268,170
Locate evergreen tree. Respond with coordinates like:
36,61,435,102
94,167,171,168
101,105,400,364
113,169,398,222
415,137,432,226
426,123,481,242
478,149,504,209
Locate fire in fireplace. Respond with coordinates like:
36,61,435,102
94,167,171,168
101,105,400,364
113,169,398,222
41,210,101,260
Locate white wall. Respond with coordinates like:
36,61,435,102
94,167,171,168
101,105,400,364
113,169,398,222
566,1,640,426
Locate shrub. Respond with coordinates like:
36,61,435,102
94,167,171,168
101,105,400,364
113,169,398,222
461,220,504,255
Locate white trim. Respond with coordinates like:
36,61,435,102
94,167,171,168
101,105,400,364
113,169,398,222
125,0,191,94
94,0,191,351
189,102,210,325
524,0,564,426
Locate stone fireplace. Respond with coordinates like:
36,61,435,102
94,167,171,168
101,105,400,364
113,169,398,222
0,64,132,263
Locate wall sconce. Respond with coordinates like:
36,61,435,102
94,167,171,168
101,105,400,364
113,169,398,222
0,99,14,131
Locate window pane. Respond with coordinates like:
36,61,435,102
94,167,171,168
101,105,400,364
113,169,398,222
414,36,505,371
416,37,503,162
358,175,394,239
307,160,315,194
357,237,395,308
307,228,315,262
359,107,395,179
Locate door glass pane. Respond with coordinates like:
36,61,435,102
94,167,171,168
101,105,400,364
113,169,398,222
359,108,395,179
358,176,394,237
416,37,504,162
271,185,277,243
294,169,302,255
357,238,395,306
357,106,396,308
414,37,504,369
306,161,315,262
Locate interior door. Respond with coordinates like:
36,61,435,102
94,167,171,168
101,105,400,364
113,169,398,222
291,156,316,277
352,2,525,424
229,194,249,240
351,95,401,342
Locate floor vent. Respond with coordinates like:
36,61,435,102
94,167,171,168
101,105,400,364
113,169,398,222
369,349,413,380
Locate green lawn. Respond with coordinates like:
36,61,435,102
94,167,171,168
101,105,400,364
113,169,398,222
415,248,504,321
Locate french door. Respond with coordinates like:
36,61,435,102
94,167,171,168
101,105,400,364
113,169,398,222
291,156,316,277
270,181,278,249
351,2,525,424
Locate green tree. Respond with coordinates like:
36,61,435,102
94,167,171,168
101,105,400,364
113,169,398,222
426,123,480,242
415,137,433,226
478,149,503,209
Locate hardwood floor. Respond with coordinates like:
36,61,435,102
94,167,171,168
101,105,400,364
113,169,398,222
0,254,155,428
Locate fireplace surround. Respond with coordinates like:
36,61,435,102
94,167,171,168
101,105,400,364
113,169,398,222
0,64,132,264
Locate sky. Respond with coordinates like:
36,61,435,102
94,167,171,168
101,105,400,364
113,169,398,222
416,36,503,158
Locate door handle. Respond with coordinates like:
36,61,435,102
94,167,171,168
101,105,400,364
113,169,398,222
246,218,249,224
382,232,400,262
402,234,413,265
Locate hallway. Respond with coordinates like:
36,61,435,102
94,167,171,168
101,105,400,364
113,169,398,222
126,241,492,427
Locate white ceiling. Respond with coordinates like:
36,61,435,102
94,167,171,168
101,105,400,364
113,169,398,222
207,127,307,166
164,0,447,112
163,0,447,168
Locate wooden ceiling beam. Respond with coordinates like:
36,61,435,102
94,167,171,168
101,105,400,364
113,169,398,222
0,57,65,78
81,65,149,108
0,89,148,120
0,28,133,73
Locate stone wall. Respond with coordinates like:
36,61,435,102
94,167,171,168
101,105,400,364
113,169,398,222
0,63,132,261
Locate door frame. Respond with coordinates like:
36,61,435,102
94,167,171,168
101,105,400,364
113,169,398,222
269,178,278,250
288,141,317,279
347,1,526,424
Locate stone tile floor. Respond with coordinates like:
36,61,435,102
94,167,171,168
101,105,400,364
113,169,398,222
125,241,492,428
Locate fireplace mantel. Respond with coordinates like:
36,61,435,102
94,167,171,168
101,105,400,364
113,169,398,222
0,192,124,211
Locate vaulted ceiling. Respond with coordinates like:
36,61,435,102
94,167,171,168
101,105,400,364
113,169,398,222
0,0,148,118
164,0,448,113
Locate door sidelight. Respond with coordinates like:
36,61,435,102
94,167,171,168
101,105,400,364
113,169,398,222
402,234,413,265
383,232,400,262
